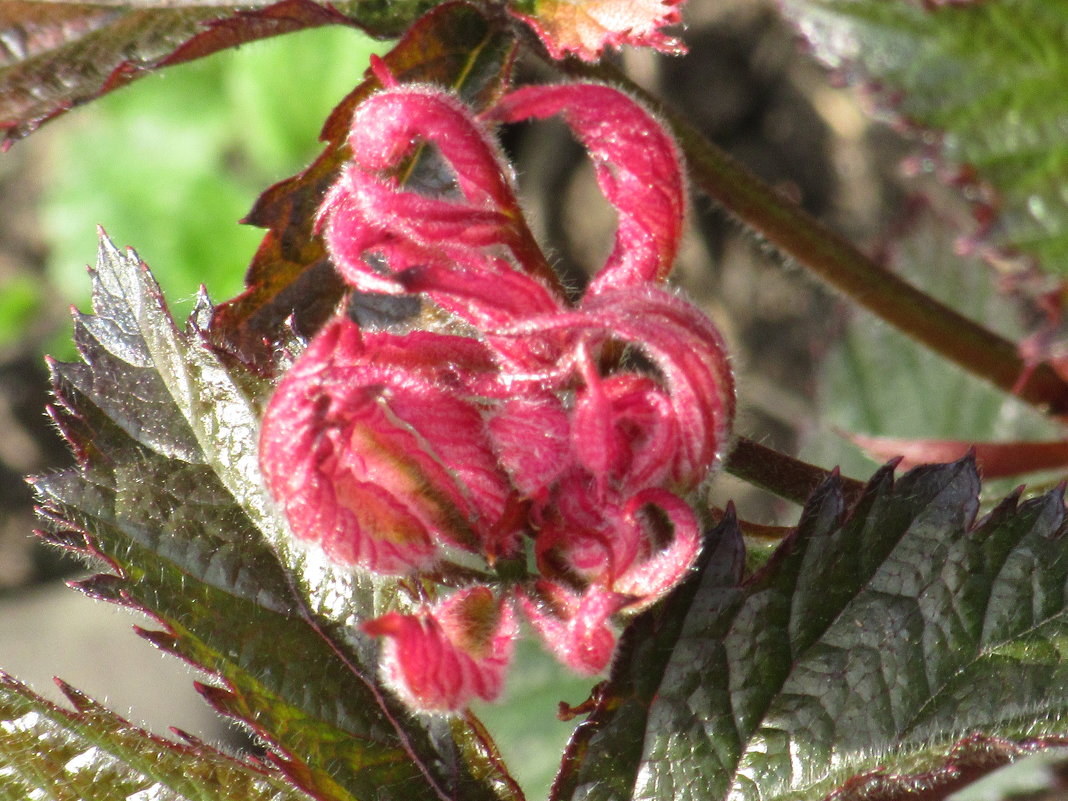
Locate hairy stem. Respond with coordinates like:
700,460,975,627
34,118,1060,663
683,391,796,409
724,436,867,507
562,60,1068,417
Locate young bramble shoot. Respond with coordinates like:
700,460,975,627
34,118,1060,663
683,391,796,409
259,77,735,712
14,1,1068,800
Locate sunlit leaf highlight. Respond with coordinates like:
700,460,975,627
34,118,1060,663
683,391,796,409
554,458,1068,801
0,672,302,801
30,232,517,801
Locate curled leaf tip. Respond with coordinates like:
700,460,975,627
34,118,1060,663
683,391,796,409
364,588,517,712
508,0,686,62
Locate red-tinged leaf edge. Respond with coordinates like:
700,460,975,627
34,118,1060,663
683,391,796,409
153,0,350,68
850,434,1068,479
191,678,339,799
828,733,1068,801
195,681,243,719
550,457,1068,801
36,527,90,553
134,626,182,655
1,0,371,148
0,669,290,797
66,572,130,605
210,0,518,369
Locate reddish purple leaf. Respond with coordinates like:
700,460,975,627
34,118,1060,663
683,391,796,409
210,1,519,366
505,0,685,62
850,433,1068,479
0,0,400,147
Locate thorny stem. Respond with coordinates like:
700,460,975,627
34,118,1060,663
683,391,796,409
561,60,1068,418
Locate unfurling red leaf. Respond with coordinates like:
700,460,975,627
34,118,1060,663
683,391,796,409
553,458,1068,801
211,1,519,365
506,0,685,62
364,587,518,712
259,316,514,573
519,581,627,676
490,82,685,290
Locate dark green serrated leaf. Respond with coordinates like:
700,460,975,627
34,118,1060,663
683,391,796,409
553,458,1068,801
0,0,440,145
0,671,300,800
779,0,1068,272
29,233,518,801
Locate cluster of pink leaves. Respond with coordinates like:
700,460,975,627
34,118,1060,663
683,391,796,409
259,74,734,712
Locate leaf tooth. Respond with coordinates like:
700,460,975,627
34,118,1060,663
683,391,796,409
134,626,181,655
43,403,94,467
169,726,205,747
0,670,29,691
35,527,89,553
67,572,129,605
195,681,242,719
54,677,103,715
187,286,214,335
265,751,324,800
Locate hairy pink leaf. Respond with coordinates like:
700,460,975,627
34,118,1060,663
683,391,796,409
490,82,685,290
494,284,734,488
259,317,515,572
519,581,628,675
364,587,517,712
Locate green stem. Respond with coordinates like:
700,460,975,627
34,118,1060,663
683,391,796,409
561,60,1068,417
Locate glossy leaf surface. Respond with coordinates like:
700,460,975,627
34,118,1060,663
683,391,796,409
31,233,517,801
780,0,1068,272
0,672,301,801
553,459,1068,801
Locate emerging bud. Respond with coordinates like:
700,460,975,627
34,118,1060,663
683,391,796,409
363,587,517,712
264,75,734,711
259,318,515,573
519,581,629,676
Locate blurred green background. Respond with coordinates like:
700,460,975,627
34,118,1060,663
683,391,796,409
14,26,382,352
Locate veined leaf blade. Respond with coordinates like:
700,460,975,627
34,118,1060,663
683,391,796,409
553,459,1068,801
0,671,302,801
29,231,515,801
